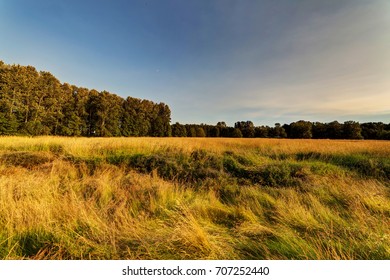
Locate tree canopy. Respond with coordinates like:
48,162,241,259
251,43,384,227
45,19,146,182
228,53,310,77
0,61,171,137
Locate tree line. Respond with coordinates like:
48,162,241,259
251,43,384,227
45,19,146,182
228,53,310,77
0,61,171,136
171,120,390,140
1,60,389,140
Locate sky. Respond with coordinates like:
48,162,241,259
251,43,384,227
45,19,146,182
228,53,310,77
1,0,389,126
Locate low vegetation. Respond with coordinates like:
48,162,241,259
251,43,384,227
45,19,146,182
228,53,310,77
0,137,389,259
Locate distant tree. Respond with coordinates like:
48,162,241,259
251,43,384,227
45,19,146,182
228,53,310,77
379,123,390,140
85,90,99,136
217,123,233,137
57,83,82,136
0,63,19,134
232,128,243,138
254,126,269,138
121,97,141,136
326,121,343,139
121,97,166,137
171,122,187,137
201,124,214,137
209,126,220,137
343,121,363,139
139,100,155,136
75,87,90,136
38,71,63,135
289,120,312,139
361,122,384,139
150,103,171,137
312,122,328,139
3,65,41,134
269,123,287,138
235,121,255,138
282,123,291,137
217,121,227,128
380,130,390,140
185,125,197,137
195,127,206,137
0,112,17,135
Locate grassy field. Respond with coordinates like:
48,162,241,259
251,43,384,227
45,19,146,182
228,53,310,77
0,137,389,259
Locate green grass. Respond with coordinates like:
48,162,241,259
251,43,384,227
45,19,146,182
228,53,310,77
0,137,389,259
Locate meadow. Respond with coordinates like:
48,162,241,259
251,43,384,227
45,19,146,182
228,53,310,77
0,137,389,259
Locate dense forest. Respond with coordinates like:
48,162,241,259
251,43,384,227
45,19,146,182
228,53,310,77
1,61,389,139
0,61,171,137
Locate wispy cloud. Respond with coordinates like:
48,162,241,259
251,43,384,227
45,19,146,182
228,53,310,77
206,1,390,124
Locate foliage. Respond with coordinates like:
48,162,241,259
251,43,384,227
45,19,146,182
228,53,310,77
0,61,171,137
343,121,363,140
289,120,312,139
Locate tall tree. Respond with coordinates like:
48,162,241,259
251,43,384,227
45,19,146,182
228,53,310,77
150,103,171,136
171,122,187,137
12,65,40,135
87,90,123,137
234,121,255,138
0,61,173,137
57,83,82,136
38,71,63,135
0,63,19,134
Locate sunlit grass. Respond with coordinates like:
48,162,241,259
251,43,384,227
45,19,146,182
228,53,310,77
0,136,389,259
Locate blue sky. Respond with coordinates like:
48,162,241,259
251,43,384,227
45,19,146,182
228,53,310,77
1,0,389,126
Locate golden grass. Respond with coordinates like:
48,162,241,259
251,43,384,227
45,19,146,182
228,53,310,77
0,136,389,259
1,136,390,155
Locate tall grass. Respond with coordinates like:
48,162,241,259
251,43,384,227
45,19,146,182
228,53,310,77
0,137,389,259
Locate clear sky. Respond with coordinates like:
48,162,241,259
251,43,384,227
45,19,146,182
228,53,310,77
1,0,389,126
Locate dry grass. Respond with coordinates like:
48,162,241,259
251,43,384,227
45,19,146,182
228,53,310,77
0,136,389,259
